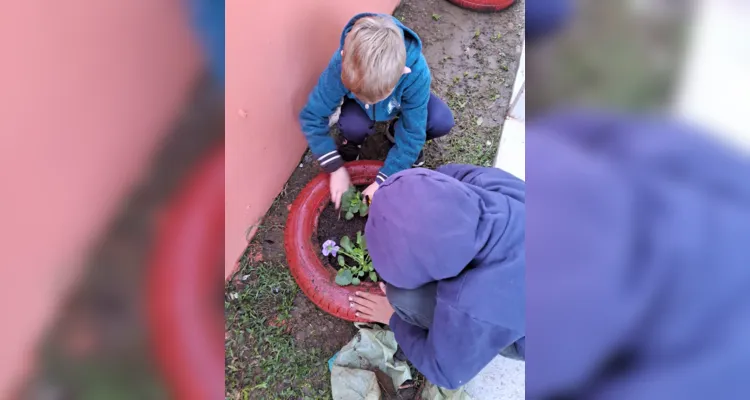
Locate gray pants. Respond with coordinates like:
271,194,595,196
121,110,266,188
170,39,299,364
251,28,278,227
386,283,525,361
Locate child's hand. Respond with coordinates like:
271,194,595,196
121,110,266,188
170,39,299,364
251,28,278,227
362,182,380,204
350,283,394,325
329,167,351,209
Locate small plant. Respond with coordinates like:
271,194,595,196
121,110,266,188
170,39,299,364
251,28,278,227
340,187,368,220
432,14,441,21
474,28,481,38
322,232,378,286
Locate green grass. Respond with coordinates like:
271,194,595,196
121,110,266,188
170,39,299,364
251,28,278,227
225,258,331,400
443,127,498,167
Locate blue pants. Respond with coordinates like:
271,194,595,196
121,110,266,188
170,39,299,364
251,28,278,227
337,94,455,145
387,282,525,361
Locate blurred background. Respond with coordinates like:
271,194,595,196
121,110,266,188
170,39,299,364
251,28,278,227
526,0,750,398
527,0,691,113
1,1,224,399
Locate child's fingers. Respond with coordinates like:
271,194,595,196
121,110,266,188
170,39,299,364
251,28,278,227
355,311,375,321
333,190,341,209
357,292,385,302
351,303,373,314
350,295,376,309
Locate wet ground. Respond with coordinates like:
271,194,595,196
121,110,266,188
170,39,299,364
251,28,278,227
226,1,524,399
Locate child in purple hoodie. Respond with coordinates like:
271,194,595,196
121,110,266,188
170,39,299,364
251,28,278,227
350,165,525,389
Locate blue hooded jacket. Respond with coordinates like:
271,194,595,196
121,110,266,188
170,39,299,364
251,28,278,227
365,165,526,389
299,13,431,183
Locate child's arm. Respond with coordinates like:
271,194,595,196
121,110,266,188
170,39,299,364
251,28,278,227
376,68,431,184
299,52,348,173
390,302,523,390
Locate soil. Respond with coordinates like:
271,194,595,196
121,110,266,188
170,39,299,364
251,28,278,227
316,202,367,271
286,294,359,357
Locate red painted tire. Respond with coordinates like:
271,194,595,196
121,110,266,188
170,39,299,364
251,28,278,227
147,146,224,400
446,0,515,12
285,160,384,322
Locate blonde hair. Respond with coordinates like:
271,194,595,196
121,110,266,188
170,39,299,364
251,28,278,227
341,16,406,104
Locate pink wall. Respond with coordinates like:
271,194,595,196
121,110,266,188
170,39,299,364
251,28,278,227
0,1,200,396
225,0,400,278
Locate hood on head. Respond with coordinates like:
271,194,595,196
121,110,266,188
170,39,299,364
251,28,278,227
365,169,495,289
340,13,423,68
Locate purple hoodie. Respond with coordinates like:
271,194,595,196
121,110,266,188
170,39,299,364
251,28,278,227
365,165,525,389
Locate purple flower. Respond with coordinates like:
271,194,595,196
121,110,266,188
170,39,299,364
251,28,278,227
322,240,340,257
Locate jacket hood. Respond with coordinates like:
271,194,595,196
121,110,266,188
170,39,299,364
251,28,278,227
340,13,423,68
365,168,509,289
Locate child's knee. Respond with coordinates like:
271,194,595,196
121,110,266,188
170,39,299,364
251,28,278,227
338,117,372,144
428,105,456,138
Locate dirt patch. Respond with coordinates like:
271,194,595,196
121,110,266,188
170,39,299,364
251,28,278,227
287,294,357,357
316,197,368,271
396,0,525,167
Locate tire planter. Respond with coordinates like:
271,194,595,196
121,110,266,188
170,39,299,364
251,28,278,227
446,0,515,12
147,146,224,400
285,160,384,322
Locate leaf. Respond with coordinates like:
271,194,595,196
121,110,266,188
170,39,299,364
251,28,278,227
360,234,367,249
432,13,441,21
351,203,360,213
340,236,353,252
345,211,354,220
358,271,365,277
338,255,345,267
356,231,363,247
369,272,378,282
360,202,368,217
341,189,353,209
352,277,361,285
335,269,353,286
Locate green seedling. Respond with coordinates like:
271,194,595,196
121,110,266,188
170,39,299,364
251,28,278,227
333,231,378,286
340,187,369,220
432,14,441,21
474,29,481,38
